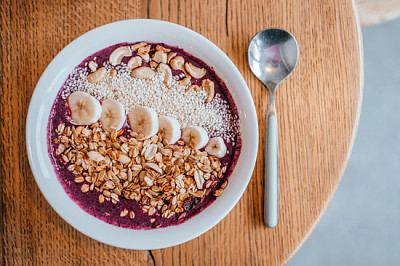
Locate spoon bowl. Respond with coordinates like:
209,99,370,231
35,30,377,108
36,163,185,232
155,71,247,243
248,28,299,228
248,28,299,92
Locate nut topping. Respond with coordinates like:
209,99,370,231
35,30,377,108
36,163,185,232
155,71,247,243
87,151,105,162
144,162,163,174
149,61,159,69
127,56,142,70
88,61,98,72
152,50,167,64
157,63,173,88
167,52,177,64
178,76,191,86
131,66,156,79
109,46,132,66
202,79,215,102
137,45,151,55
139,53,150,62
170,56,184,70
87,67,107,83
155,45,171,53
185,84,201,93
131,42,147,52
53,42,236,225
184,62,206,79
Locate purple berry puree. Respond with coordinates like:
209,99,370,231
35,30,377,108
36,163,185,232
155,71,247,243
47,42,242,229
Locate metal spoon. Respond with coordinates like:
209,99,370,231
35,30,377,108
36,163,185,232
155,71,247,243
248,28,299,228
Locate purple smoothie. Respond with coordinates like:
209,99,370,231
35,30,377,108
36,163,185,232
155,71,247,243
48,42,242,229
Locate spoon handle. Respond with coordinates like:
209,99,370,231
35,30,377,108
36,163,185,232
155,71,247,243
265,112,278,228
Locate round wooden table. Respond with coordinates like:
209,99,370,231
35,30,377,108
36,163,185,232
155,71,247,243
1,0,362,265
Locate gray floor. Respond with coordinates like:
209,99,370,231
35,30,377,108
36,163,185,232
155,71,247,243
287,18,400,266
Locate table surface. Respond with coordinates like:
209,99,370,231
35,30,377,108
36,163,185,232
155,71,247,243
0,0,362,265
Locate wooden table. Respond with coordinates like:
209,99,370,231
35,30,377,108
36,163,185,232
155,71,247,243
1,0,362,265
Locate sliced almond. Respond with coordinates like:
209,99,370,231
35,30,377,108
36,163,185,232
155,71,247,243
179,76,191,86
87,67,107,83
144,143,158,160
157,63,173,88
109,46,132,66
170,56,184,70
144,162,163,174
194,169,205,189
202,79,215,102
81,184,90,192
144,176,153,186
131,42,147,52
131,66,156,79
87,151,105,162
167,52,177,64
88,61,98,72
120,209,128,217
213,189,222,196
155,45,171,53
118,154,131,164
127,56,142,70
56,144,65,155
184,62,206,79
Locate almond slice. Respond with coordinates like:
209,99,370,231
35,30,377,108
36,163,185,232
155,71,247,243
144,162,163,174
118,154,131,164
194,169,205,189
144,143,158,160
184,62,206,79
87,151,105,162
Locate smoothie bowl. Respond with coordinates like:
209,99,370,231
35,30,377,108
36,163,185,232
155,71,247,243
26,20,258,249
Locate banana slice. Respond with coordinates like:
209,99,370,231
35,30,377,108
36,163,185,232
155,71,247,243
100,99,125,132
181,126,209,149
128,106,159,138
68,91,102,125
158,116,181,144
206,137,227,158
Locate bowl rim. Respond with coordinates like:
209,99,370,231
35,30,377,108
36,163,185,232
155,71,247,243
26,19,258,249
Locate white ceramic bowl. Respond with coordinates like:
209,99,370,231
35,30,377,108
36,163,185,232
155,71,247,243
26,19,258,249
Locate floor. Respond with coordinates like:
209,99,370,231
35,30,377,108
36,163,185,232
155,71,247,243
287,18,400,265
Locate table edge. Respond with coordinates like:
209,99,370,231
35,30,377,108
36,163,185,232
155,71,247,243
285,0,365,262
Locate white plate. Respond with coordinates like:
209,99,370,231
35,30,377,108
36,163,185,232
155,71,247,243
26,19,258,250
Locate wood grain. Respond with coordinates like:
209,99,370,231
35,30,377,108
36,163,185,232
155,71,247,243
0,0,362,265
